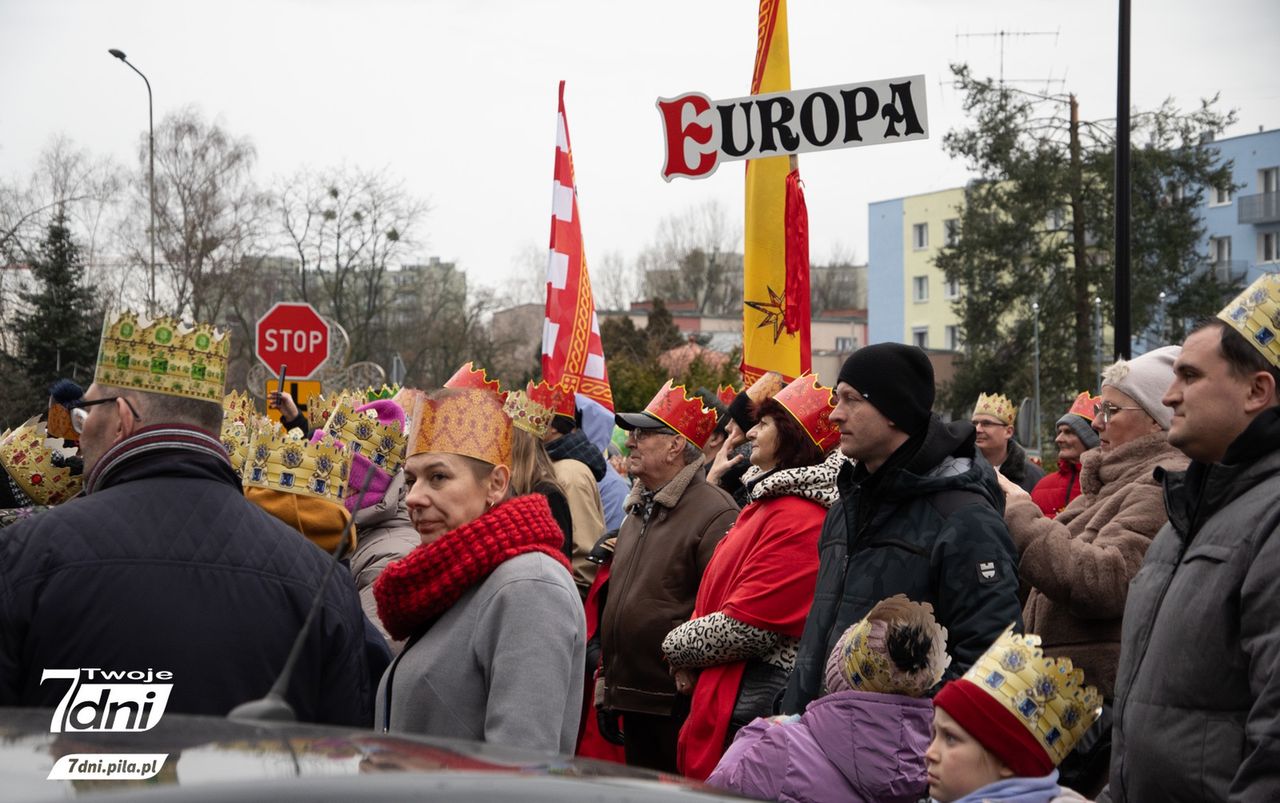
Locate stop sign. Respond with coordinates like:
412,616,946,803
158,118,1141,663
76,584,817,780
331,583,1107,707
256,302,330,379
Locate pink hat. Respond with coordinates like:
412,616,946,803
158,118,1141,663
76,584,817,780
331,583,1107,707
343,399,406,512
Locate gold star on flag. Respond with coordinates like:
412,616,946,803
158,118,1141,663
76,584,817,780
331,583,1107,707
745,285,788,343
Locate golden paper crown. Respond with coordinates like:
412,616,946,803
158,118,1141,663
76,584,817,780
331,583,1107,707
745,371,787,405
1218,272,1280,368
774,374,840,451
242,427,350,505
95,311,230,402
973,391,1016,425
223,390,256,423
0,417,82,505
833,596,949,698
963,627,1103,766
716,384,738,408
324,399,407,475
307,390,360,430
443,362,506,400
504,390,556,438
221,414,277,478
527,379,575,419
407,389,512,467
644,380,718,449
1065,390,1101,422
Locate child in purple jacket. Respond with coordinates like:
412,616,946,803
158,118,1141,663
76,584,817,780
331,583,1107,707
706,595,949,803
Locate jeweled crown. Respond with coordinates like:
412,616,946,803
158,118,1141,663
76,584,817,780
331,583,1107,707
95,311,230,402
774,373,840,450
0,417,82,505
220,391,273,476
964,627,1103,766
407,388,512,467
444,362,506,400
1218,272,1280,368
1066,391,1101,422
504,389,556,438
644,380,718,449
974,391,1016,425
242,427,351,505
324,399,407,475
308,390,360,430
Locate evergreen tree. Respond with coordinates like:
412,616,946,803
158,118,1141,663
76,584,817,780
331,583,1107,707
936,65,1237,436
17,209,102,399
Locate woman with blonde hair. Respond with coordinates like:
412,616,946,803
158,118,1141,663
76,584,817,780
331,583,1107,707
505,389,573,559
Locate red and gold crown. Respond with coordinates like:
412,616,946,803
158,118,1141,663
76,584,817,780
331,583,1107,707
220,391,270,476
527,379,574,419
324,398,407,475
443,362,506,401
95,310,230,402
407,388,512,468
1218,272,1280,368
716,384,739,408
1065,391,1101,422
242,427,350,505
974,392,1016,426
644,380,718,449
774,374,840,451
0,417,82,505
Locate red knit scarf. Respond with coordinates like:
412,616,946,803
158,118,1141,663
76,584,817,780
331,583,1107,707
373,493,571,641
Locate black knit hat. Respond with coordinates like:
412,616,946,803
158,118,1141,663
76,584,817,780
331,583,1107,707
836,343,934,436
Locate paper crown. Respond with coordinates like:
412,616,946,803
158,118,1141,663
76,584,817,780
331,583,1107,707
504,389,556,438
644,380,718,449
324,399,407,475
957,627,1103,768
242,427,350,505
46,401,77,443
1218,272,1280,368
220,391,266,476
443,362,506,400
716,384,739,408
746,371,787,404
973,391,1016,425
407,388,512,467
94,311,230,402
773,374,840,451
364,384,401,402
528,379,575,419
307,390,360,430
0,417,83,505
1065,390,1101,422
830,595,949,698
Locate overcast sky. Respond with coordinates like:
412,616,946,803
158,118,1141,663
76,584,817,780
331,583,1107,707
2,0,1276,297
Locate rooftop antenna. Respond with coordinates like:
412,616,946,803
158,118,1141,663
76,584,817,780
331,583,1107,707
955,28,1061,86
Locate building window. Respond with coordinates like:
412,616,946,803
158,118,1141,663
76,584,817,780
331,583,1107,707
1211,185,1233,206
1045,208,1066,230
1263,232,1279,264
1167,182,1185,204
1261,167,1279,194
944,218,960,247
944,277,961,300
835,336,854,352
912,223,928,250
945,325,961,351
1210,236,1232,264
912,275,929,303
912,327,929,349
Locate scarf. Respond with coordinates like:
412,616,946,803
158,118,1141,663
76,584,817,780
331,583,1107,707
740,449,845,508
373,493,571,641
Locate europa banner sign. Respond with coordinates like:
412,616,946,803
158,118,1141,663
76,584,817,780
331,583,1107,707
657,74,928,181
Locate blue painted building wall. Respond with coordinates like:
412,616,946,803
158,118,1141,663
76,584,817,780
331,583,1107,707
1200,128,1280,284
868,197,904,344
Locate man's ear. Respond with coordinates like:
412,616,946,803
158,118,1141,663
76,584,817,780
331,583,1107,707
116,397,142,441
1244,370,1279,414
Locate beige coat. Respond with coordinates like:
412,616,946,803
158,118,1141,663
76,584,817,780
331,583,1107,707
1004,432,1188,698
552,457,606,593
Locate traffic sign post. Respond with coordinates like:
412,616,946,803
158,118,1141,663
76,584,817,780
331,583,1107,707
264,379,323,426
256,302,330,380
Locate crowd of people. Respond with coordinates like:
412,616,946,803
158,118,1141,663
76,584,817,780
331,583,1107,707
0,271,1277,803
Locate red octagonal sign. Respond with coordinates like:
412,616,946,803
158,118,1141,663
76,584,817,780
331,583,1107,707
256,302,330,379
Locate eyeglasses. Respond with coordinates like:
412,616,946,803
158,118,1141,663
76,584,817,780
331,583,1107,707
1092,401,1142,426
70,397,143,434
632,427,677,442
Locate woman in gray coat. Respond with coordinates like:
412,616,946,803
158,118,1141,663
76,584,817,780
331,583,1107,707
372,388,586,754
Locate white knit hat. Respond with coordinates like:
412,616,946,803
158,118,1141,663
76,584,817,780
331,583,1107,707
1101,345,1181,430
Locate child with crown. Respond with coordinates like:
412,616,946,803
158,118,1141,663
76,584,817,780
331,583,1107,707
927,627,1102,802
371,387,586,753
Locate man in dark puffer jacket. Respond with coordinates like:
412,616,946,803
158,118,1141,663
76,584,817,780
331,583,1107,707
781,344,1023,714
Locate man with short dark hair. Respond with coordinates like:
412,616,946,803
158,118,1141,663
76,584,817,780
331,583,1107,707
597,381,738,772
781,343,1022,714
1105,274,1280,802
0,311,372,725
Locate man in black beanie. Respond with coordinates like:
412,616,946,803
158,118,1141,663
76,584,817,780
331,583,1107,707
780,342,1023,713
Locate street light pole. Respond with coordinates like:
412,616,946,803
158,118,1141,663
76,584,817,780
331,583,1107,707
108,48,156,315
1095,296,1104,392
1032,301,1041,457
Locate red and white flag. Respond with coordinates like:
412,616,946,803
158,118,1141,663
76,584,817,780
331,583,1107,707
541,81,614,412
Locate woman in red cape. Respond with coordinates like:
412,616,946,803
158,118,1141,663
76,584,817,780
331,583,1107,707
662,376,843,781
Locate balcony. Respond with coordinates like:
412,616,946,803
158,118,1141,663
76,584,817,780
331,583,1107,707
1206,259,1250,284
1239,192,1280,225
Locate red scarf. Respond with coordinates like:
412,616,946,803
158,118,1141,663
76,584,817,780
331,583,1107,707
374,493,571,641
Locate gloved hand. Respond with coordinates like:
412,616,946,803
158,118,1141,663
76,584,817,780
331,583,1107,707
596,708,625,746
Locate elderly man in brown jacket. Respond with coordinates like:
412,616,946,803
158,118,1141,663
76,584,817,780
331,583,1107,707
597,381,738,773
997,346,1187,793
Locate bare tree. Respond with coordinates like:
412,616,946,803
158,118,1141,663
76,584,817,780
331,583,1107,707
810,242,866,316
637,199,742,315
592,249,635,311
